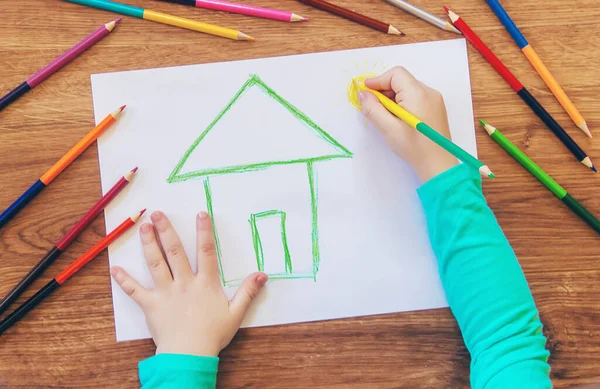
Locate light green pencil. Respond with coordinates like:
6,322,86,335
357,81,494,179
480,120,600,235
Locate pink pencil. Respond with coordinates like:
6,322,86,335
161,0,308,22
0,19,121,113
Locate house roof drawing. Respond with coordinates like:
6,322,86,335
167,74,353,183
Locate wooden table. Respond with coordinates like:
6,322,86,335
1,1,599,387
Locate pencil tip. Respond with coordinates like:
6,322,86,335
238,32,255,41
479,165,494,179
115,17,122,25
388,25,403,35
479,119,487,127
141,208,147,215
291,13,309,22
132,167,139,173
443,5,450,13
592,166,597,173
119,105,126,112
578,121,592,138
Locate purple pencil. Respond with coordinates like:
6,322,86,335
0,19,121,113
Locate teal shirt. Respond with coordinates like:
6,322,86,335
139,164,551,389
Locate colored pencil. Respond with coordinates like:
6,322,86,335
0,167,138,317
357,81,494,179
445,7,595,172
298,0,403,35
480,120,600,234
382,0,459,34
0,209,145,336
0,106,126,230
65,0,254,40
159,0,308,22
0,19,120,113
485,0,591,138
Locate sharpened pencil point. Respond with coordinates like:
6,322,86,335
443,5,450,13
238,32,255,41
291,13,309,22
582,156,596,172
132,209,147,223
111,105,126,118
479,165,495,179
115,18,122,25
124,167,138,182
479,119,487,127
578,121,593,138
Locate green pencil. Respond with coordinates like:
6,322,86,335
480,120,600,235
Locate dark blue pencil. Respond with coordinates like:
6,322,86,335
0,181,45,229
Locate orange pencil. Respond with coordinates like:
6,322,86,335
0,209,145,335
0,105,126,229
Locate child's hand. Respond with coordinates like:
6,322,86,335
110,211,268,357
359,66,458,183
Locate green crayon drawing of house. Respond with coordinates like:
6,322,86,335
167,74,353,286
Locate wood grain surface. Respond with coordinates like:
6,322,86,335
1,0,599,388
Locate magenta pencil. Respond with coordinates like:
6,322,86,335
0,19,121,112
162,0,308,22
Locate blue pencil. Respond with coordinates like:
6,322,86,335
0,182,46,229
486,0,591,137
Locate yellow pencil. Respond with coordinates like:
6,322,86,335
66,0,254,41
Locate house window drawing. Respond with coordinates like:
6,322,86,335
167,74,353,286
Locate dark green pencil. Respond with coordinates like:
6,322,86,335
480,120,600,235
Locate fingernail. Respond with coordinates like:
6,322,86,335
140,223,152,234
256,273,268,287
151,211,164,223
198,212,209,220
358,91,366,102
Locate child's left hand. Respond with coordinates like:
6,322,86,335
110,211,268,357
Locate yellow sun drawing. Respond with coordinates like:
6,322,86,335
341,60,388,112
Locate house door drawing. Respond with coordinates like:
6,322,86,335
167,74,353,286
249,210,293,276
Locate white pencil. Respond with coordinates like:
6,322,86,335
382,0,460,34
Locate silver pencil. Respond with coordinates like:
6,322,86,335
382,0,461,34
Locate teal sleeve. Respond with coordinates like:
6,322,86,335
417,164,551,389
139,354,219,389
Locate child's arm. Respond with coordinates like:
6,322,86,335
110,211,268,389
360,68,552,389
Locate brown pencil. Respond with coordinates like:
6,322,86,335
299,0,403,35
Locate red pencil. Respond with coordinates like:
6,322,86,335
299,0,403,35
445,6,595,172
0,167,139,316
0,209,145,336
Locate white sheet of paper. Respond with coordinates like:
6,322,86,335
91,39,476,342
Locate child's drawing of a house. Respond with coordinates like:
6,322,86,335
167,75,353,286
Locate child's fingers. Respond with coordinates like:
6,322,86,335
111,266,151,308
359,90,403,134
140,223,173,289
196,212,220,283
365,66,417,93
229,272,268,324
151,211,193,282
380,90,396,100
